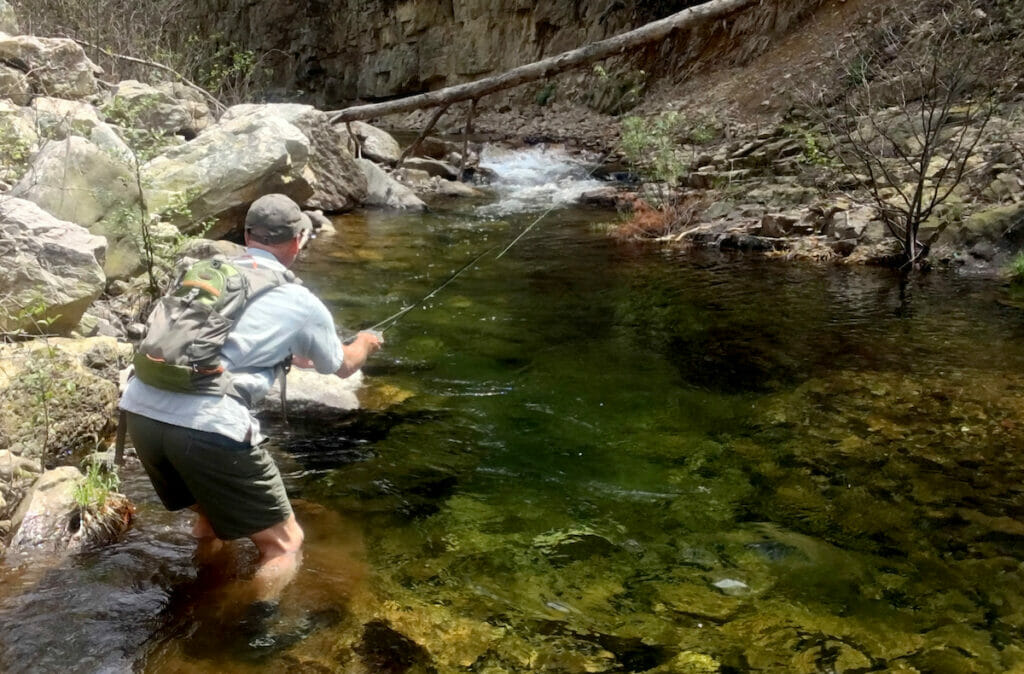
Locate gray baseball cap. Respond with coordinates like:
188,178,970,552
244,193,312,244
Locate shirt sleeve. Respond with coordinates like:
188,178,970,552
298,292,345,374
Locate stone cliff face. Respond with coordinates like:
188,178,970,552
183,0,823,106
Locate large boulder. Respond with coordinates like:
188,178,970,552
339,121,402,165
11,136,141,280
107,79,202,139
28,97,133,158
223,104,367,212
0,198,106,335
12,135,139,228
356,158,426,211
0,337,129,461
0,36,100,100
141,111,313,238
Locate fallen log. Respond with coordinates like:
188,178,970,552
327,0,757,124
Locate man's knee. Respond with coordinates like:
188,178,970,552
250,514,304,559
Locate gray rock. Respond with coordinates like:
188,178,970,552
13,135,139,229
830,239,858,257
0,63,28,105
0,337,128,460
222,104,366,212
356,158,426,211
258,368,362,417
760,212,800,238
718,231,782,252
12,135,141,280
0,451,42,481
0,198,106,335
394,167,433,190
154,81,214,136
402,157,459,180
968,240,997,262
6,464,131,557
7,466,82,554
579,187,621,208
27,97,132,158
0,100,37,182
107,79,197,138
0,35,100,100
433,177,483,198
338,121,402,165
0,0,17,35
824,206,874,240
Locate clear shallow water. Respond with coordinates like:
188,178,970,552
3,153,1024,672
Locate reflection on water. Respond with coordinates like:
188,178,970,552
4,163,1024,671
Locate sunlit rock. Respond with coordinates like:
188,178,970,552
12,135,137,228
27,97,133,158
0,198,106,335
222,103,367,211
258,367,363,417
141,111,313,237
0,0,17,35
0,63,28,104
107,79,199,138
0,35,101,100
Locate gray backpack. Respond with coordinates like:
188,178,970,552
133,256,295,405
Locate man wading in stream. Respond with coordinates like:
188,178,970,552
119,193,382,620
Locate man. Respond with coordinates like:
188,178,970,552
120,193,382,603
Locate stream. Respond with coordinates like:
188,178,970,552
3,146,1024,672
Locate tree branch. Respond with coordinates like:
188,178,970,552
70,37,226,115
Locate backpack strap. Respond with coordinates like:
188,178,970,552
225,257,298,417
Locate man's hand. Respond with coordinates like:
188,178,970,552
336,330,384,378
356,330,384,353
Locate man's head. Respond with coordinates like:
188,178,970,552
245,193,312,245
244,194,313,266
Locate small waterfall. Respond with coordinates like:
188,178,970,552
476,145,606,216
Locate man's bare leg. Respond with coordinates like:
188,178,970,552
191,507,228,565
248,514,304,603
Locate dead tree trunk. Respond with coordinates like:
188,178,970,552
328,0,757,124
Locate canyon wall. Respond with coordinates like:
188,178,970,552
182,0,825,106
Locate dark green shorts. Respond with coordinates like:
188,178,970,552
125,412,292,540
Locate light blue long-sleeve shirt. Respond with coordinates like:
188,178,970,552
120,248,345,444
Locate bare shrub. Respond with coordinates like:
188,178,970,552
9,0,273,104
814,0,1017,270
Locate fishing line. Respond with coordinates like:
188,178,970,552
363,149,614,335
